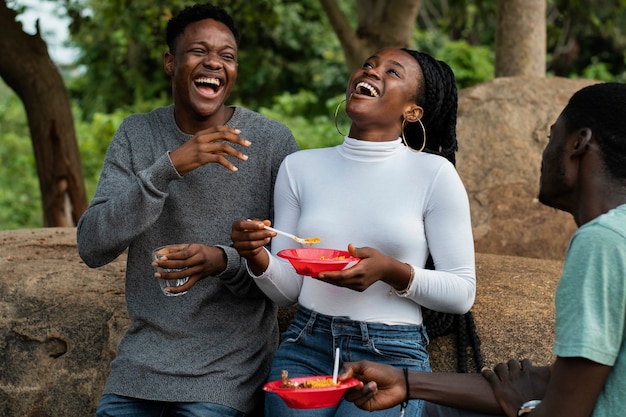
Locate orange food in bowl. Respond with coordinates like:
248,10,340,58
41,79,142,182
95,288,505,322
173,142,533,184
319,255,345,261
279,370,338,389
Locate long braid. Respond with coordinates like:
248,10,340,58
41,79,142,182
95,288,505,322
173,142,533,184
423,255,483,372
403,48,483,373
401,49,459,164
465,310,484,370
456,314,468,373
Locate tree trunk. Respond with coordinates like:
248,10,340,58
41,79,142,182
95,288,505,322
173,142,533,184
0,1,87,227
319,0,422,71
495,0,546,77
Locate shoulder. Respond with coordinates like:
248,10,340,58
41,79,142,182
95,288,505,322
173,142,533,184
563,206,626,280
574,205,626,246
283,147,336,164
119,106,173,130
410,151,460,181
595,204,626,237
416,151,455,167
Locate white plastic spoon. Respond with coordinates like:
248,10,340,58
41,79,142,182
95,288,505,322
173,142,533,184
332,347,340,384
263,225,320,245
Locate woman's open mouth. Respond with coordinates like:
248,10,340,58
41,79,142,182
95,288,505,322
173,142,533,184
354,81,379,97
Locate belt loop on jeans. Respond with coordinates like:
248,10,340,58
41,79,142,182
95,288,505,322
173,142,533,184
359,322,370,344
304,308,318,335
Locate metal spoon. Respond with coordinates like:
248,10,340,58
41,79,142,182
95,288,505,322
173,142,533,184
263,225,320,245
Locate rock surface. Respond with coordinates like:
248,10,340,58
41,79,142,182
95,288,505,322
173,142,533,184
0,228,128,416
456,76,597,259
0,76,596,416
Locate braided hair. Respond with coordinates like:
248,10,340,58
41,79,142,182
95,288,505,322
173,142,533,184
402,48,483,373
562,82,626,181
401,49,459,165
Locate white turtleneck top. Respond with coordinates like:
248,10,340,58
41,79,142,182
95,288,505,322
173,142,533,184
252,137,476,326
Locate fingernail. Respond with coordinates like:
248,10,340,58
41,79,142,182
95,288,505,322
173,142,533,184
242,154,249,161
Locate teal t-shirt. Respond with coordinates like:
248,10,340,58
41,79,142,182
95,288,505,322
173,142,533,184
553,204,626,417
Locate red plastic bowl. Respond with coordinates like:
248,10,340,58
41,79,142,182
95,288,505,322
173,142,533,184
263,376,360,409
277,248,359,278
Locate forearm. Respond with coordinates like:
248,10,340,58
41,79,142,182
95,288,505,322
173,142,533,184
250,252,302,306
411,372,502,414
78,151,179,267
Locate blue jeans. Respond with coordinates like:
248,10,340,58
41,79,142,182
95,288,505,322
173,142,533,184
96,394,248,417
265,305,431,417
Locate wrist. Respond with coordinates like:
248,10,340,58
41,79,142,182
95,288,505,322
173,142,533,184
390,263,415,297
400,367,410,412
518,400,541,416
214,246,228,275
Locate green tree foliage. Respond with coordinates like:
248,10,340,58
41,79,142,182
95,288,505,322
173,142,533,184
259,91,346,150
66,0,185,116
548,0,626,80
419,0,626,81
418,0,497,46
411,28,494,89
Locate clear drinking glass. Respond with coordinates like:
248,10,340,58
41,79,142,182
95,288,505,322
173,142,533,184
152,245,190,296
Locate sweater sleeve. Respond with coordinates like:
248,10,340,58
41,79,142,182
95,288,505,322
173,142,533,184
77,119,182,267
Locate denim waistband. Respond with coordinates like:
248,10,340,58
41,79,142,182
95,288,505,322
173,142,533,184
293,304,426,341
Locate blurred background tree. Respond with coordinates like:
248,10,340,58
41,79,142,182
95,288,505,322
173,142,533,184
1,0,86,227
2,0,626,229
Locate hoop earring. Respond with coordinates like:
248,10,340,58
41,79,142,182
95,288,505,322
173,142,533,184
334,99,347,136
401,118,427,153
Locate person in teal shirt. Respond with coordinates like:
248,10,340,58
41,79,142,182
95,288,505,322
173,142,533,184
339,82,626,417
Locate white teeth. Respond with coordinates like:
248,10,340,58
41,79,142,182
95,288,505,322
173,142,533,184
195,77,220,86
356,81,379,97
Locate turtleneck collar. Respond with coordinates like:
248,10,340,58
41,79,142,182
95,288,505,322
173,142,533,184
336,136,407,161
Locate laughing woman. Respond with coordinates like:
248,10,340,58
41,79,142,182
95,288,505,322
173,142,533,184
231,48,475,417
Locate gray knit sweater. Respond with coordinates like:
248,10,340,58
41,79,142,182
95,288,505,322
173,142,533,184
77,105,298,414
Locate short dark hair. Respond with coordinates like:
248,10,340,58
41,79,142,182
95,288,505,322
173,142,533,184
562,82,626,180
166,3,240,52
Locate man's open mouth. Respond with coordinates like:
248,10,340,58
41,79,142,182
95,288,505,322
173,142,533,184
194,77,222,94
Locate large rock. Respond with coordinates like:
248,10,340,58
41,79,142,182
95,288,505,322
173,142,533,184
0,228,128,417
457,76,597,260
0,228,562,416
